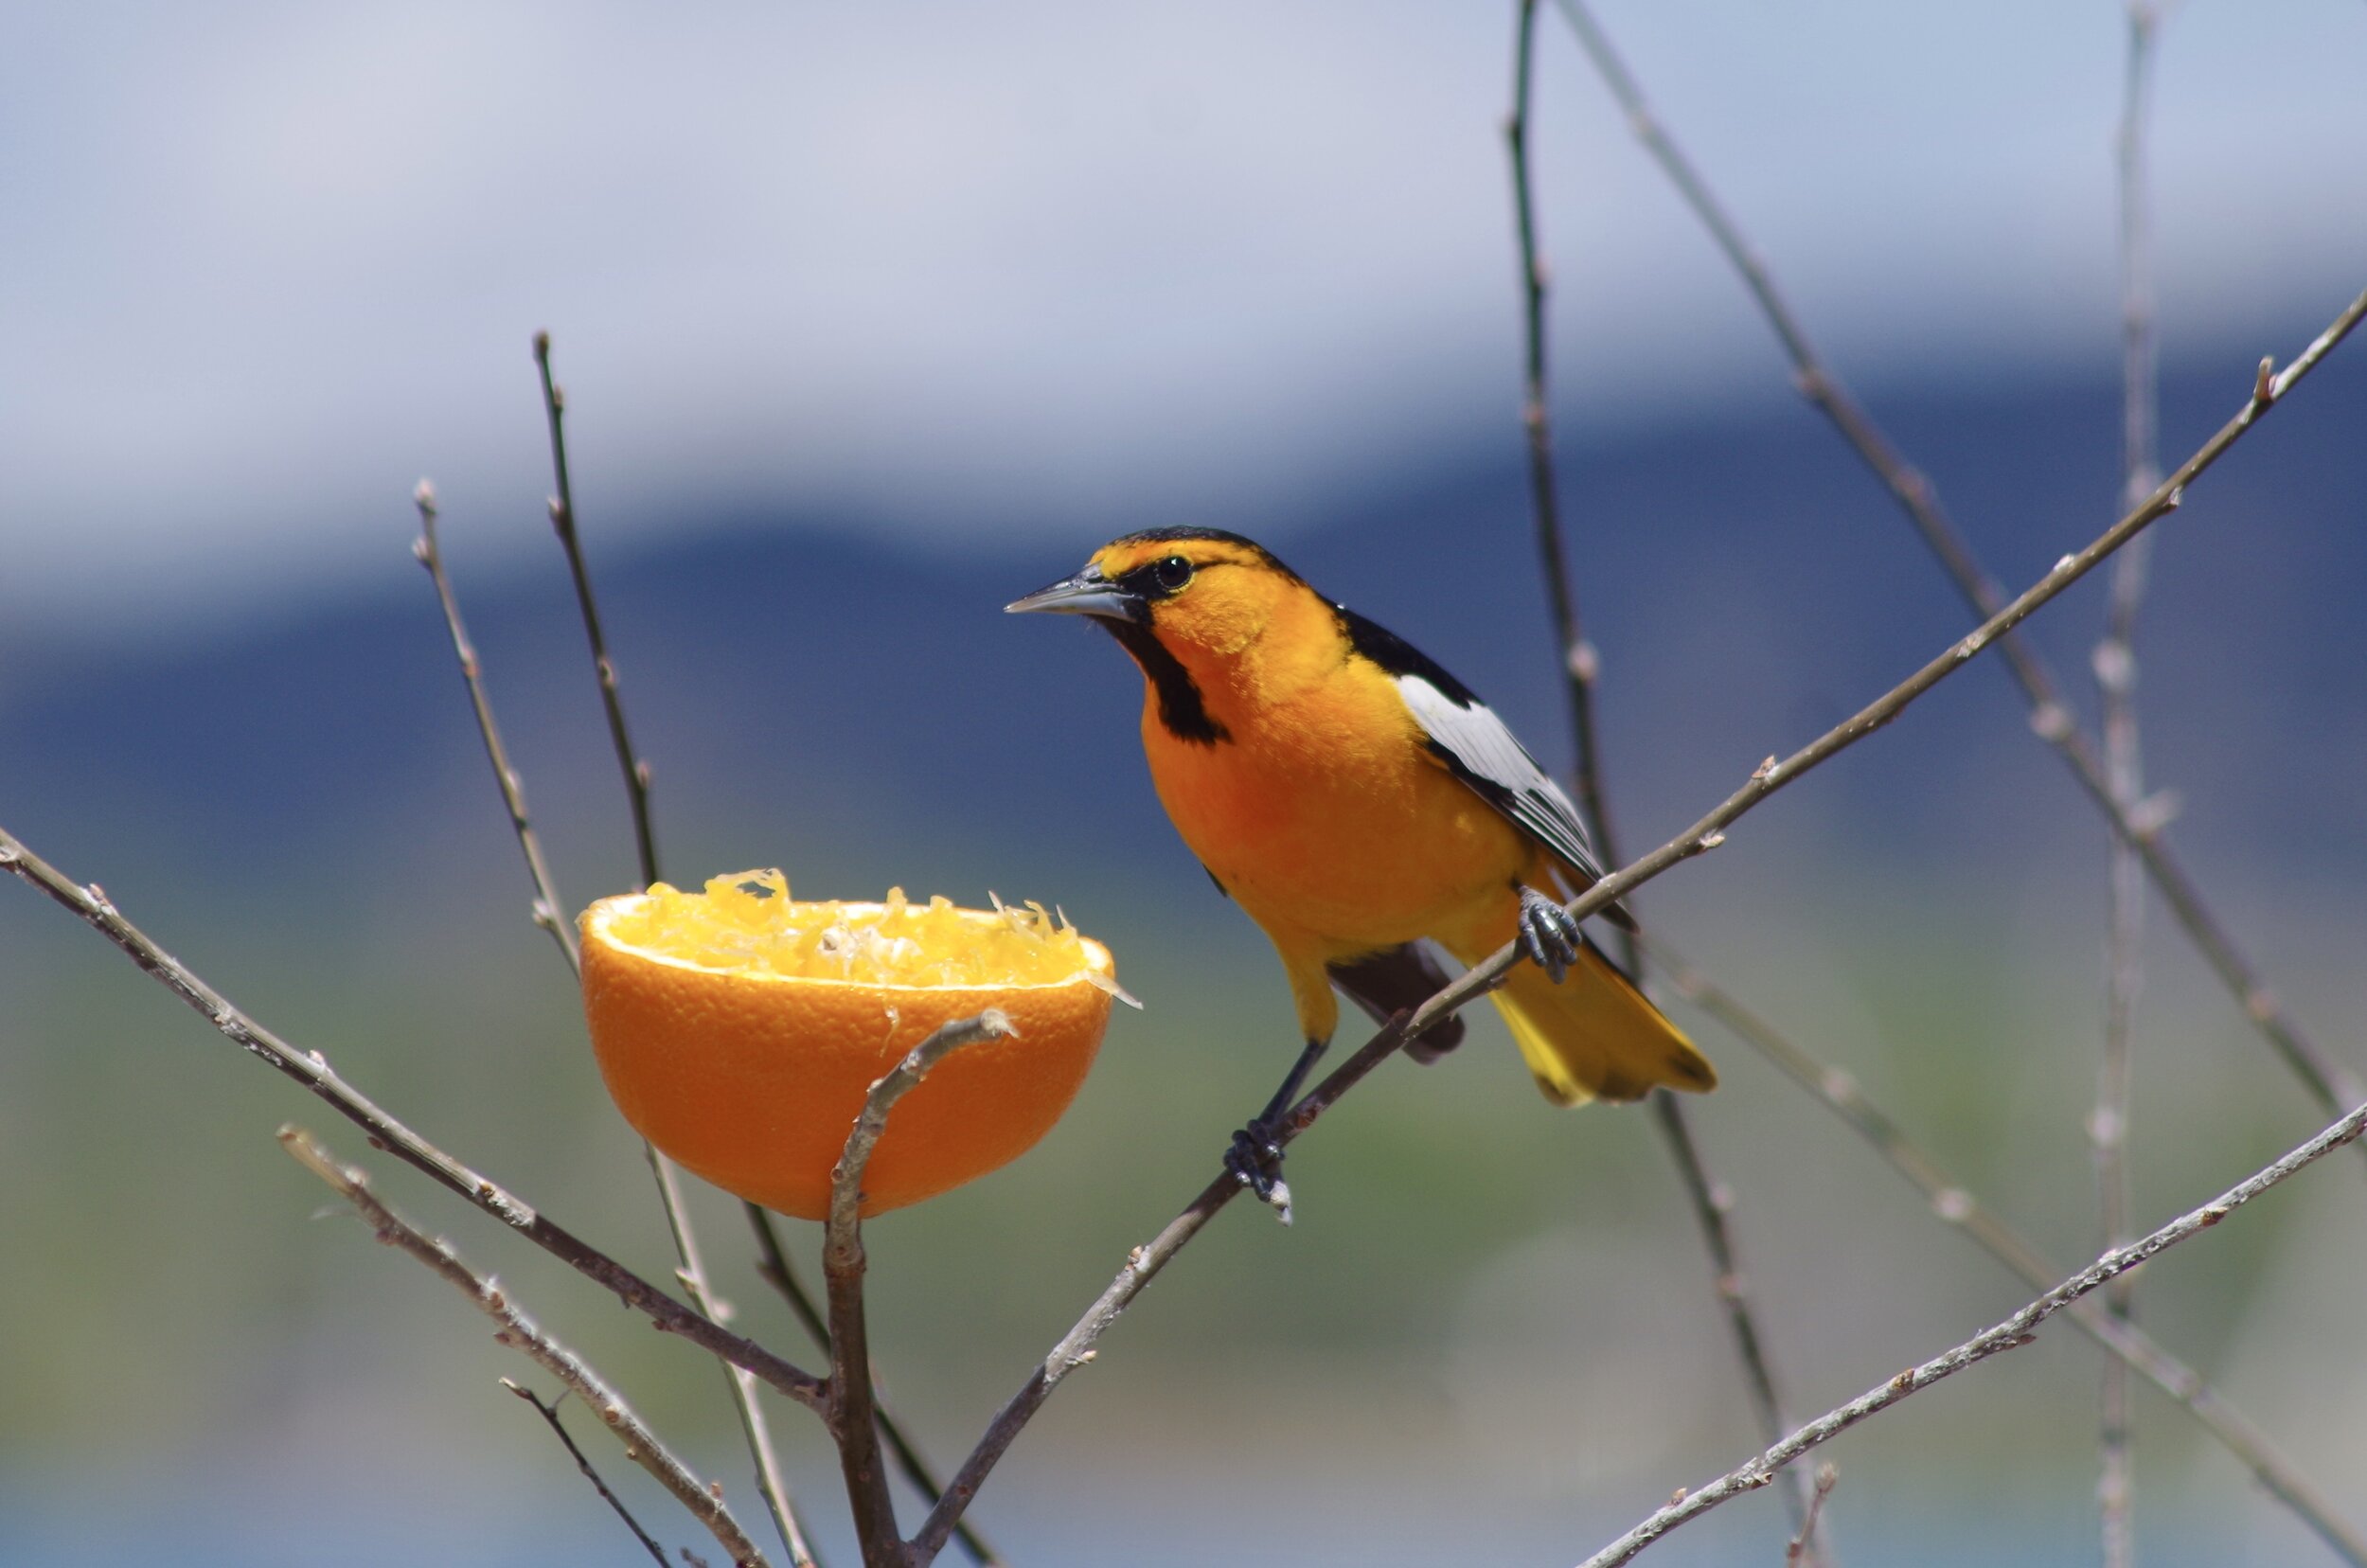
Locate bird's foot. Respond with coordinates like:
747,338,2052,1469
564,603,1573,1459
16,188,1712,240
1224,1119,1294,1225
1516,884,1581,983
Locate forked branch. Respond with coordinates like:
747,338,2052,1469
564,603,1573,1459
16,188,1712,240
751,1212,1006,1566
0,829,828,1413
1548,0,2367,1137
280,1126,769,1568
522,336,974,1565
9,283,2360,1568
1646,935,2367,1565
1574,1095,2367,1568
1502,5,1813,1546
421,454,851,1559
824,1012,1016,1568
506,1381,672,1568
904,279,2367,1556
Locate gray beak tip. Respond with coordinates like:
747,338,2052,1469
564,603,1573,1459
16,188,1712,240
1006,572,1136,621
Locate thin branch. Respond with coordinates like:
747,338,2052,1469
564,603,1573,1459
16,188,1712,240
2098,9,2162,1564
279,1126,768,1568
751,1210,1006,1568
1643,1093,1814,1544
1549,0,2367,1140
535,330,660,890
657,1150,824,1568
1503,6,1814,1548
1645,935,2367,1566
1508,286,2366,988
9,290,2358,1567
412,481,578,970
0,828,829,1412
1506,0,1617,862
752,1212,836,1349
509,339,820,1565
1786,1467,1838,1568
906,287,2367,1559
506,1381,673,1568
821,1011,1016,1568
910,1012,1423,1566
1573,1095,2367,1568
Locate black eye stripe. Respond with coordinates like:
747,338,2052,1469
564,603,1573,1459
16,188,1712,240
1121,554,1219,598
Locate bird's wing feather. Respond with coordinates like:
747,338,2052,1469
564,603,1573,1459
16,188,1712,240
1333,605,1626,924
1394,672,1605,882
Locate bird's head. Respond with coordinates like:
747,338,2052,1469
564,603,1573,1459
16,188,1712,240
1005,528,1308,658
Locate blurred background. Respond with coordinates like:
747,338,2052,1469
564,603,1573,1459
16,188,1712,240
4,2,2365,1564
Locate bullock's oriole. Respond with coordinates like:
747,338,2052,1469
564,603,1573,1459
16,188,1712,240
1009,528,1714,1213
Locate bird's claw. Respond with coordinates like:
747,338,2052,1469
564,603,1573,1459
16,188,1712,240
1517,885,1581,983
1225,1122,1294,1224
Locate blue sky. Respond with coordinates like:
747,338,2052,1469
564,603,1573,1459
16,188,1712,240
4,1,2363,633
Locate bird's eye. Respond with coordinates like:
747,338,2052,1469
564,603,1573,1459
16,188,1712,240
1151,555,1194,593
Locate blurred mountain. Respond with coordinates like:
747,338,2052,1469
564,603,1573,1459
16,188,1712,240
6,346,2364,902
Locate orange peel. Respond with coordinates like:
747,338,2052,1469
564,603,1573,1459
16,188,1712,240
580,871,1117,1219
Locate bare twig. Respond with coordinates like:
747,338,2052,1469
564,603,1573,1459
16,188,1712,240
535,330,660,889
413,475,821,1564
1549,0,2367,1140
506,1381,673,1568
2097,9,2162,1563
517,337,820,1565
1505,0,1616,862
1503,7,1814,1550
1643,1093,1815,1545
751,1211,1006,1568
910,1011,1424,1565
1785,1467,1838,1567
1508,282,2366,971
12,288,2358,1566
821,1011,1015,1568
412,482,578,969
1646,936,2367,1565
752,1212,835,1349
657,1150,823,1568
0,828,828,1411
1574,1096,2367,1568
905,287,2367,1559
280,1126,768,1568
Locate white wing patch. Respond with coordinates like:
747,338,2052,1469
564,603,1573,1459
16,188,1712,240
1395,673,1604,882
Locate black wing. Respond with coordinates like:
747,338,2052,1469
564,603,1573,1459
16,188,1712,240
1338,606,1630,925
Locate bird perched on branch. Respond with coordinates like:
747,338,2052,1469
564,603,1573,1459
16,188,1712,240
1008,528,1715,1217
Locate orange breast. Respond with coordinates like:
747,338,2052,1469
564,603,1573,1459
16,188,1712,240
1140,658,1531,956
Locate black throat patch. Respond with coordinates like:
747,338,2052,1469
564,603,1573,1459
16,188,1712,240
1096,617,1230,745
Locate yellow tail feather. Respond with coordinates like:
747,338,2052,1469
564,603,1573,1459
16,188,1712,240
1485,946,1717,1107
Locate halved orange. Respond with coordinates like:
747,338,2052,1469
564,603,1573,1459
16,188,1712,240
580,871,1118,1219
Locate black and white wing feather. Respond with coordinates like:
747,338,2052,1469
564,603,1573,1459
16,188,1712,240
1339,606,1629,921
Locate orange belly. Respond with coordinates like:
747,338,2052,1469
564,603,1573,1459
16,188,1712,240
1139,668,1531,960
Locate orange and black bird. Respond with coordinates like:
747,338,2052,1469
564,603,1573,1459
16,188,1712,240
1008,528,1715,1213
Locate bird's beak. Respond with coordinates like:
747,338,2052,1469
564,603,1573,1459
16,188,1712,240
1005,565,1142,621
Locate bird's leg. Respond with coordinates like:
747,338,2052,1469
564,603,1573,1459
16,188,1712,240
1515,883,1581,983
1224,1036,1328,1223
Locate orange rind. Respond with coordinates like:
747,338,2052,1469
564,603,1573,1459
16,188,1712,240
580,871,1117,1219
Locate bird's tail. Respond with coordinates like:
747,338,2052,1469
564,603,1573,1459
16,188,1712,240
1479,942,1717,1107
